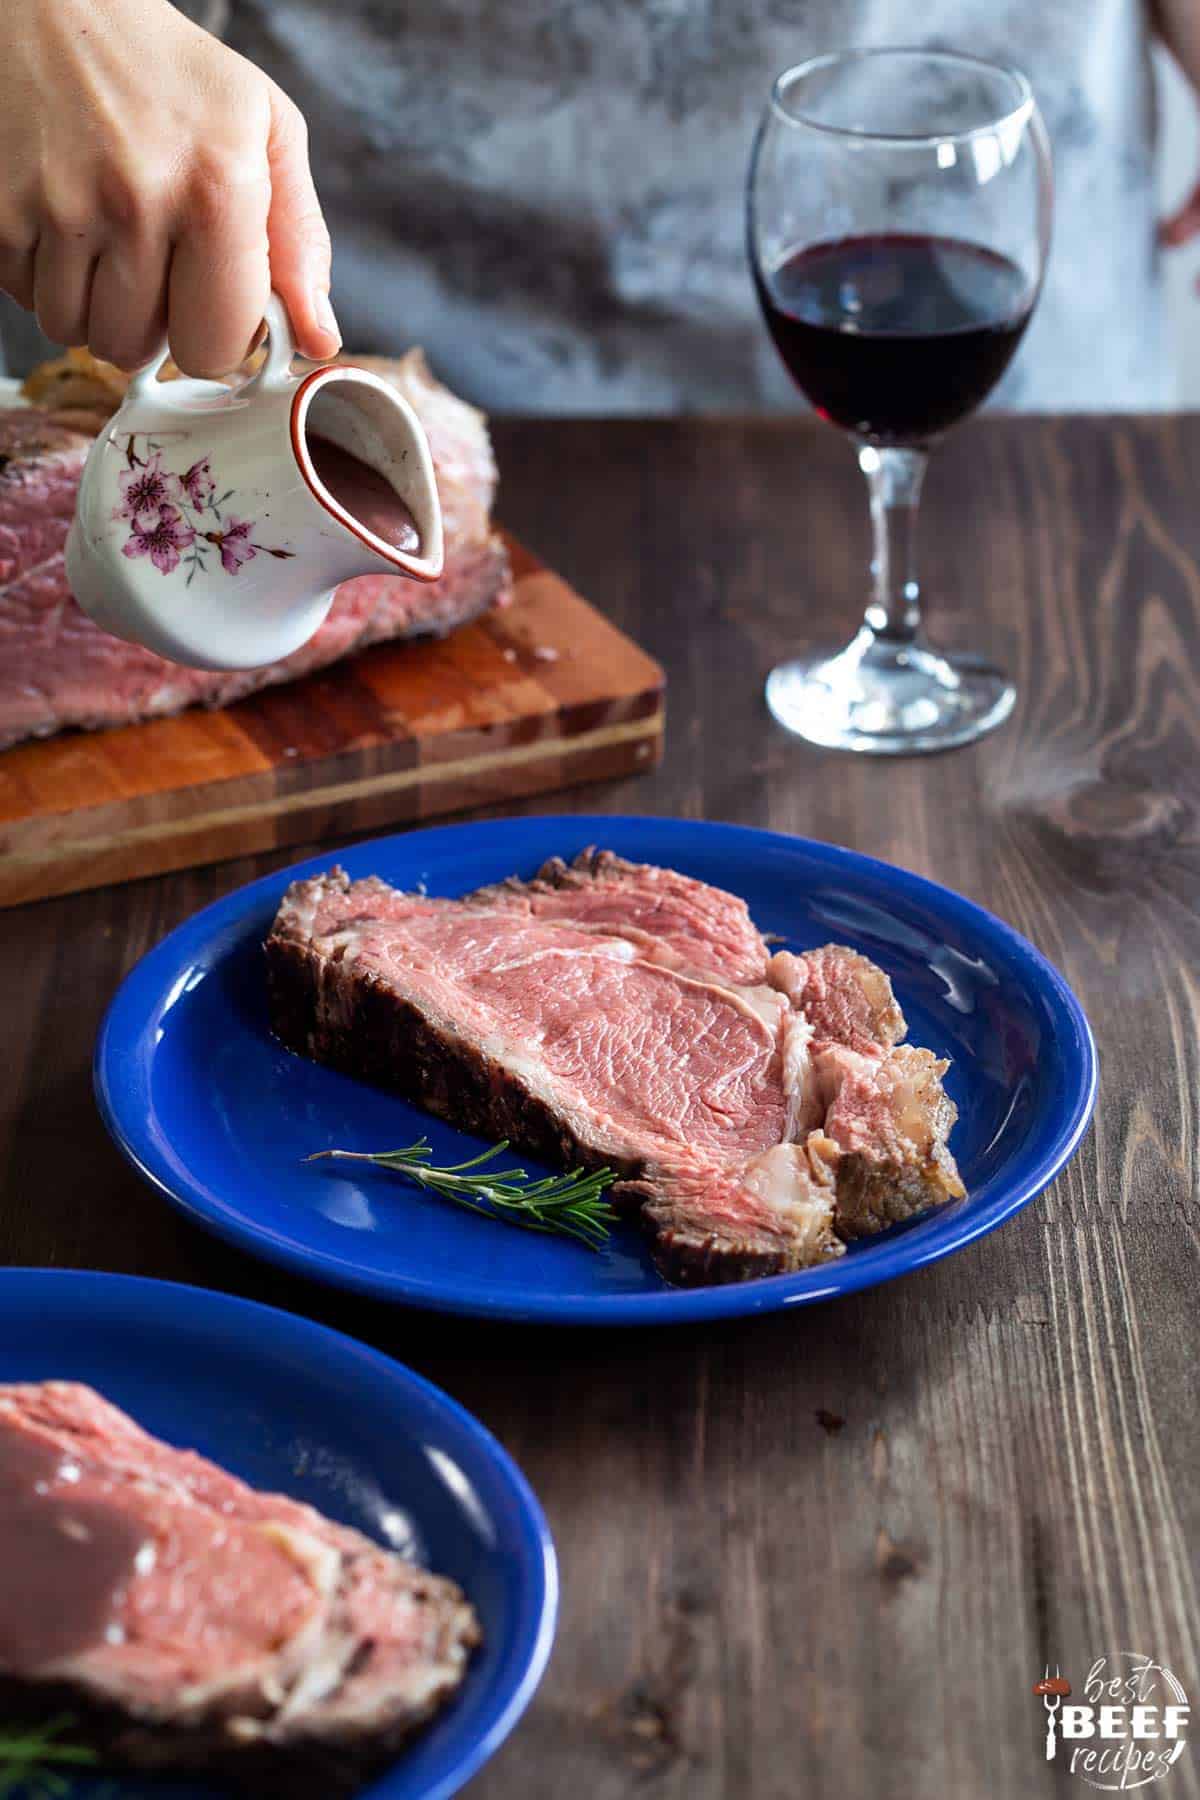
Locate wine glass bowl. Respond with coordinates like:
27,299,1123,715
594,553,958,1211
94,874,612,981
748,48,1053,754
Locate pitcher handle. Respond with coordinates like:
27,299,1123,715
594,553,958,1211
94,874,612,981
242,294,298,395
127,292,298,404
127,340,173,405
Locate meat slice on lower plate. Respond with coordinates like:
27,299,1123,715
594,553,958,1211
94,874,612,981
0,1381,479,1798
0,349,510,749
267,858,966,1284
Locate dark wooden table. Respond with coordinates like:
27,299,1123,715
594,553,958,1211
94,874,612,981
3,417,1198,1800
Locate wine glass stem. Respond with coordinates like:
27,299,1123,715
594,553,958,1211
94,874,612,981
858,443,928,645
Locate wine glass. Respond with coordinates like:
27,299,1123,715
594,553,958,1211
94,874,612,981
748,48,1053,754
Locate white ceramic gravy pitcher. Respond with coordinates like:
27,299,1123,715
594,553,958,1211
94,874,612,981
66,295,444,670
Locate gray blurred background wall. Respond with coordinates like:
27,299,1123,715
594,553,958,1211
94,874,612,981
1,38,1198,407
1159,47,1200,404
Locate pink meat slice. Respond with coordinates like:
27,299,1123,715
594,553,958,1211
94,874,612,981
814,1041,966,1234
767,944,906,1053
305,890,786,1167
0,1380,478,1775
267,858,966,1283
270,870,830,1279
0,412,89,585
627,1140,842,1279
0,349,510,749
473,849,772,984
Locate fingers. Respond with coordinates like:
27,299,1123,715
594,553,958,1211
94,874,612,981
1160,183,1200,248
33,228,99,348
88,236,170,370
0,4,311,377
0,245,36,312
0,80,326,379
166,155,272,377
266,87,339,361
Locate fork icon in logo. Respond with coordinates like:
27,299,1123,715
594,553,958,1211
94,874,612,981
1033,1666,1073,1760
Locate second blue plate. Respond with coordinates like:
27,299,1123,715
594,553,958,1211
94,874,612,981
0,1269,555,1798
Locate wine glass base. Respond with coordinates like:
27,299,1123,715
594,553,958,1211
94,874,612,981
765,629,1015,755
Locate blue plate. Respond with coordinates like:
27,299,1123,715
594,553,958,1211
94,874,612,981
95,816,1097,1324
0,1269,556,1800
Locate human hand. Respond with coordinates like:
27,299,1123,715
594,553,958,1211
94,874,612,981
0,0,338,376
1161,180,1200,253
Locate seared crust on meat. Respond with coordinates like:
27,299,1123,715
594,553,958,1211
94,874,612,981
0,1642,468,1800
818,1043,966,1238
834,1091,964,1237
834,1143,961,1238
625,1204,793,1284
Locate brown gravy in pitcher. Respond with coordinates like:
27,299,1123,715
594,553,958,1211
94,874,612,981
306,435,422,556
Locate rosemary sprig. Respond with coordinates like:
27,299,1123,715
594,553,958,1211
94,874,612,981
307,1137,617,1250
0,1716,101,1799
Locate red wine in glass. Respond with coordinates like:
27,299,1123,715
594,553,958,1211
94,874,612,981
748,48,1052,754
755,233,1035,443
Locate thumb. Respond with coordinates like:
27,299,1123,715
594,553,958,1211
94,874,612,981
266,88,340,359
1160,179,1200,248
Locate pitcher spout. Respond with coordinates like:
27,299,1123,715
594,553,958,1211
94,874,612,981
291,367,444,585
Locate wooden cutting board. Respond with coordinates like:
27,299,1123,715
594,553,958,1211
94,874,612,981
0,536,664,907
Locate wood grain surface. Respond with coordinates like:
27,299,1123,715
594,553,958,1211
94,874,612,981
0,534,664,906
1,416,1197,1800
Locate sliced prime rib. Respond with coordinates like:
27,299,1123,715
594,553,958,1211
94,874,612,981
0,1380,479,1797
816,1041,965,1237
766,944,906,1055
472,848,771,984
266,850,965,1284
0,349,510,749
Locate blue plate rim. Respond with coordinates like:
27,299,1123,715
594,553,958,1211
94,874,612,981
0,1266,558,1800
94,814,1099,1325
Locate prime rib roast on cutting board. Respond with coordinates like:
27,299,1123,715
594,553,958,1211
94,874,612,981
266,850,965,1284
0,1380,478,1797
0,349,511,749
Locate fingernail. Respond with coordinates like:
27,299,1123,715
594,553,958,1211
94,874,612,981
314,289,341,346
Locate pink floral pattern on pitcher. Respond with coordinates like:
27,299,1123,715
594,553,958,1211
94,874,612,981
114,434,294,586
179,456,216,511
214,518,258,574
122,504,196,575
119,452,177,525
